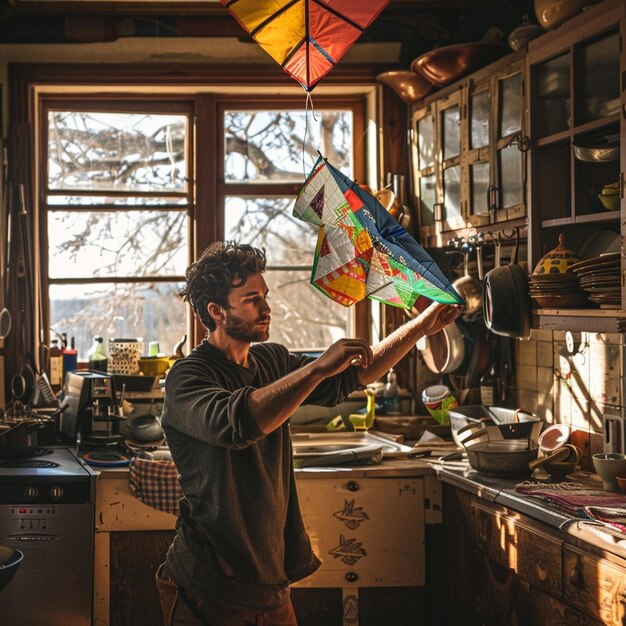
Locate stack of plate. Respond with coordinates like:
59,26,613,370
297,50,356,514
529,271,589,308
569,252,621,309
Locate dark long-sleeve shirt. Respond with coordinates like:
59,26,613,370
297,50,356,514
161,339,363,611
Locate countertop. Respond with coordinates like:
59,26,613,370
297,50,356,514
431,455,626,563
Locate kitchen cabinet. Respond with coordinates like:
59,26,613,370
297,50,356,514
436,483,625,626
527,0,626,329
410,50,527,249
94,464,437,626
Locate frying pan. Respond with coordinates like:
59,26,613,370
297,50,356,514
482,229,530,338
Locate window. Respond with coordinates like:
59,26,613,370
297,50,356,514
220,101,364,349
39,93,366,357
43,100,191,359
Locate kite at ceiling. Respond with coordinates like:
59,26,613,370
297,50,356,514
293,156,464,309
220,0,390,91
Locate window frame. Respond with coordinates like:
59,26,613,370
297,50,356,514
17,72,373,361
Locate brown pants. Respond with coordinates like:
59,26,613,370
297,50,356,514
155,563,299,626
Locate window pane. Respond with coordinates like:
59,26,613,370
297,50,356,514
470,90,490,149
224,110,353,182
443,166,461,221
471,162,490,215
48,111,187,193
224,197,317,266
417,114,435,169
47,196,187,206
48,210,188,278
499,146,523,208
442,105,460,161
263,270,347,349
50,282,186,361
499,72,522,137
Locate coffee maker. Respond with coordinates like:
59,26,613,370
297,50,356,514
60,370,123,444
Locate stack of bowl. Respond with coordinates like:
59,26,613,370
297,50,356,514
529,234,588,308
598,181,620,212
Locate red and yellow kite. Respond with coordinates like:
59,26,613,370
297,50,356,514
221,0,390,91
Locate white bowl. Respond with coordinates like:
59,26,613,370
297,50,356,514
538,424,571,452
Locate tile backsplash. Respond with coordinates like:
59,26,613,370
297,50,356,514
516,329,624,465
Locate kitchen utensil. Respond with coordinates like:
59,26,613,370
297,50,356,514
592,453,626,492
411,42,508,87
482,229,530,338
534,0,599,30
615,472,626,493
529,445,570,470
463,438,539,477
418,320,465,375
0,545,23,593
533,233,581,275
449,405,542,448
508,15,543,50
543,458,578,480
572,132,620,163
0,419,44,459
598,193,619,212
538,423,571,452
452,247,482,321
421,385,458,425
376,70,433,104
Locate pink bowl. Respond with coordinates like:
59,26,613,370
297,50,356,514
538,423,571,452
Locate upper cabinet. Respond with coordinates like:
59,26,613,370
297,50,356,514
526,0,625,324
410,51,527,248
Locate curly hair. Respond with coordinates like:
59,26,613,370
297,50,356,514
180,241,267,332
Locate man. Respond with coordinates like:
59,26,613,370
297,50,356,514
157,241,461,626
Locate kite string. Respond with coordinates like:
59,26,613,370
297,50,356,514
303,91,320,179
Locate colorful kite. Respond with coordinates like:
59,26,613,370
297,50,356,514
220,0,390,91
293,157,464,308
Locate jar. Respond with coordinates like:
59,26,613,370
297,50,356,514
421,385,458,425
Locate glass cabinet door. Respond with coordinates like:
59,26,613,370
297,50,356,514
534,52,570,139
411,107,438,238
495,68,526,220
437,92,463,230
466,83,491,225
576,30,620,125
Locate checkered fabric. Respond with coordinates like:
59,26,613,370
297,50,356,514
129,457,182,515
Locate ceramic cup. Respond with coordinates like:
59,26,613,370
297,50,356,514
592,453,626,492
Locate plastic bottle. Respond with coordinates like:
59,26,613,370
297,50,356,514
49,339,64,392
62,335,78,375
384,368,400,414
87,336,108,372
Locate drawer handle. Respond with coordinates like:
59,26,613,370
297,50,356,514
569,566,584,588
347,481,360,492
345,571,358,583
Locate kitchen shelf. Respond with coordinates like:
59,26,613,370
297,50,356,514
531,308,626,333
541,212,619,228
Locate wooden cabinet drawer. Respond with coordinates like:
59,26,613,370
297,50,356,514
471,500,562,595
563,546,626,626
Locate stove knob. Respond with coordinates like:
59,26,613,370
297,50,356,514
50,486,64,500
24,486,38,499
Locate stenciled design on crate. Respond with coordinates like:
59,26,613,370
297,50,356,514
329,535,368,565
333,498,370,530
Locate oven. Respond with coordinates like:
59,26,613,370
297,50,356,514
0,447,96,626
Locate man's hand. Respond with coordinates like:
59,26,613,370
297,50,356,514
415,302,462,337
313,338,373,378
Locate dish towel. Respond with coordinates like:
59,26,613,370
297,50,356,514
129,457,182,515
515,481,626,533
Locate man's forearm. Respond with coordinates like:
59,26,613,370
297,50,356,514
247,360,326,434
357,316,424,385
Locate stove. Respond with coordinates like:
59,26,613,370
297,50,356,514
0,447,96,625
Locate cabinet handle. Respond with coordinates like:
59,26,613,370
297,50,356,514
347,481,360,492
569,566,584,588
345,571,359,583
